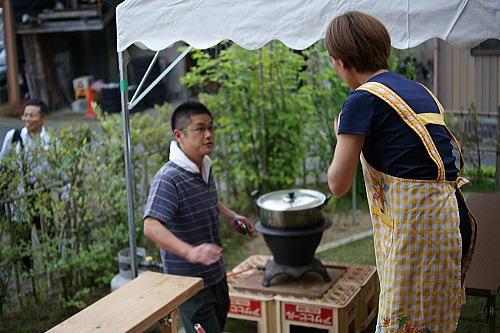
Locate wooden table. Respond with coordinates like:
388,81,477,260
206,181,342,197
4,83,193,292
463,192,500,333
47,272,203,333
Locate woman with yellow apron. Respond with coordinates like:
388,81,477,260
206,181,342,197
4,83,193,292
324,12,476,332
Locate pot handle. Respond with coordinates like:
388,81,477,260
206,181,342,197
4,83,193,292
321,193,332,208
250,190,260,199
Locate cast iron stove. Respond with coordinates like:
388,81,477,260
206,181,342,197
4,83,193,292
255,217,333,287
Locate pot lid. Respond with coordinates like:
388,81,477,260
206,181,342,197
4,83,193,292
256,189,326,211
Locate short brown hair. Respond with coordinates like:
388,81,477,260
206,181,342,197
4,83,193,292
171,101,212,131
325,11,391,72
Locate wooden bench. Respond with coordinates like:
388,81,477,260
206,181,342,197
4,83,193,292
47,271,203,333
463,192,500,333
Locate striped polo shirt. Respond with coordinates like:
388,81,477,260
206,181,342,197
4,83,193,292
144,161,225,288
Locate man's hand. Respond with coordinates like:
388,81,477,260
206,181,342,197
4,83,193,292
230,215,254,235
185,243,223,265
218,202,254,236
144,217,223,266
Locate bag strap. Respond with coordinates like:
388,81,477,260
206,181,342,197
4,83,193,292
11,128,24,149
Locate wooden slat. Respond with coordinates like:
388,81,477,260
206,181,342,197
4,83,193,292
444,42,454,109
16,20,105,34
47,272,203,333
489,57,498,113
475,55,483,113
497,57,500,108
452,46,460,109
467,47,475,109
38,10,99,20
438,41,499,116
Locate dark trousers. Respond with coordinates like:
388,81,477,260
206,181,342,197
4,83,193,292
178,277,230,333
456,190,472,260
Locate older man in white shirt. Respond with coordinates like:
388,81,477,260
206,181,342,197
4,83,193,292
0,99,50,160
0,99,51,275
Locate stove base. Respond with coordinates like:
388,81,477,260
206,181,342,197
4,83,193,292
263,258,331,287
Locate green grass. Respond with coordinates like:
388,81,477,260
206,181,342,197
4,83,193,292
457,295,500,333
462,180,500,193
316,235,376,266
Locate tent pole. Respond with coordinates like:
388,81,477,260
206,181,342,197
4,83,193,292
129,45,193,110
118,50,138,278
129,51,160,106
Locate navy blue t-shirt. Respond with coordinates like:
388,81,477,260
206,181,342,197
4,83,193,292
338,72,459,181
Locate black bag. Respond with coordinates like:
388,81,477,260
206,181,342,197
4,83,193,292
11,128,24,148
1,128,24,209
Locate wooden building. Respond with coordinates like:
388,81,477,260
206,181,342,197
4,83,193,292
2,0,185,113
437,39,500,115
9,0,119,110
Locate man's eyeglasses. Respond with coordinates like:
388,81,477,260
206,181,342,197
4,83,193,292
182,126,217,134
21,113,40,120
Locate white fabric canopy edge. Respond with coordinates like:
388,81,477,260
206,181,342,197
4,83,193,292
116,0,500,52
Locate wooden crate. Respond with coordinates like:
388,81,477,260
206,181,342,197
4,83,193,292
275,282,361,333
227,292,277,333
330,262,379,330
231,254,271,272
227,266,277,333
228,255,377,332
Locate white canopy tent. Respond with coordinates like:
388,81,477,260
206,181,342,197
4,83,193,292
115,0,500,276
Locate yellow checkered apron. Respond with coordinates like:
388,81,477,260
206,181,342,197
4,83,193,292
356,82,477,333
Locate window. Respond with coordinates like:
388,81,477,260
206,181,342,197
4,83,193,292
471,39,500,56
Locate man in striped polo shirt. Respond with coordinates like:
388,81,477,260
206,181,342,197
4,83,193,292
143,101,254,333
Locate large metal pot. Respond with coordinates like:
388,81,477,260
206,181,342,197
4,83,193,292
255,189,331,230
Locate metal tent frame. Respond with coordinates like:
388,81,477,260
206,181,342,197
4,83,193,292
117,46,193,277
115,0,500,277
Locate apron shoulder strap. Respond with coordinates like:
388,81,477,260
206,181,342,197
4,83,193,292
357,81,447,180
417,83,465,174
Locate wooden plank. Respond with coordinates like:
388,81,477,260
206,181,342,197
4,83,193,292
497,57,500,108
444,42,454,109
16,20,105,34
459,48,466,110
47,272,203,333
452,45,460,109
489,56,498,113
38,10,99,20
475,56,483,113
468,47,475,109
460,48,473,110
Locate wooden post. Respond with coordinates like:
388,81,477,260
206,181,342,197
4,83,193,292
3,0,21,106
160,309,178,333
21,34,49,104
20,33,66,109
496,106,500,190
